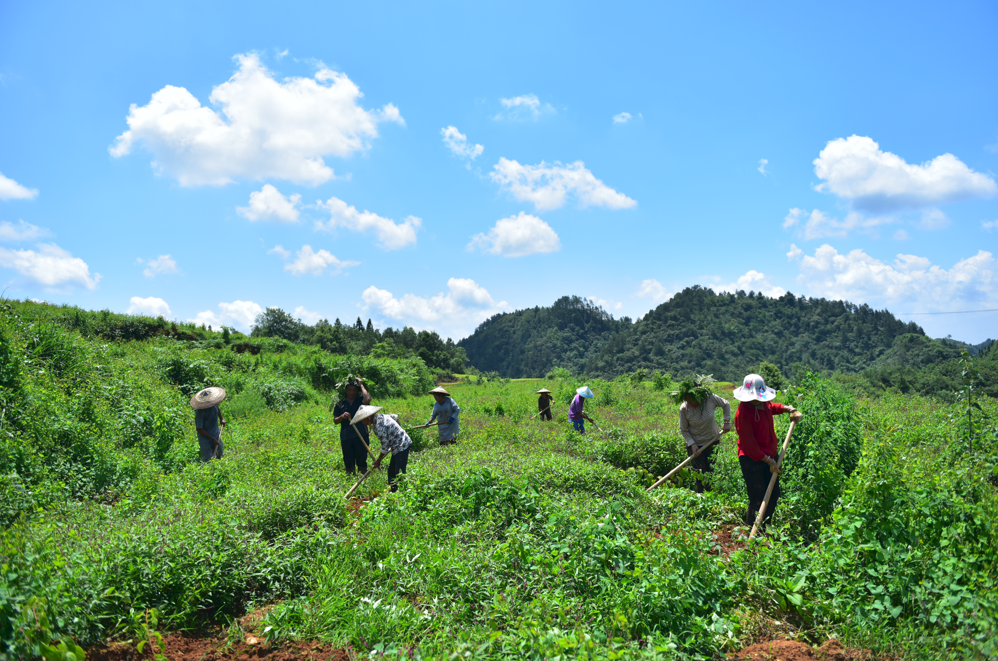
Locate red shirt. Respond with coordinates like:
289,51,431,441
735,401,788,462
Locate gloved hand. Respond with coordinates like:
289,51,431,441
448,416,455,424
764,456,781,474
790,409,803,423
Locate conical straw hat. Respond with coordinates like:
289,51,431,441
429,387,451,396
536,388,552,394
190,386,226,410
351,404,383,426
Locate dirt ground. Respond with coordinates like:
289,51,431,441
87,633,352,661
711,523,749,556
729,639,873,661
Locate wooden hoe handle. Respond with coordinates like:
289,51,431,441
749,421,796,540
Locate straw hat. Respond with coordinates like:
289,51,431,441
733,374,777,402
429,387,451,396
351,404,383,426
576,386,594,399
536,388,552,394
190,386,226,410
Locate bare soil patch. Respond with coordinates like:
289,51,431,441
87,633,351,661
711,523,748,556
728,639,872,661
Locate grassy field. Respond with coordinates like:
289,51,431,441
2,305,997,659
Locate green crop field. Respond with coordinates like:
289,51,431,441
2,301,997,660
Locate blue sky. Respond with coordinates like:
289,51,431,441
2,1,997,343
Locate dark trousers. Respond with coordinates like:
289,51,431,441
341,435,369,474
388,448,410,492
739,455,781,528
540,409,553,421
685,443,716,493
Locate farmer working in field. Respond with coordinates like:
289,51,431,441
354,405,413,492
568,386,595,433
674,375,730,494
427,387,460,445
733,373,803,530
191,386,226,462
536,388,554,421
332,375,373,474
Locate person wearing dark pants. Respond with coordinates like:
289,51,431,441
674,376,730,493
733,373,803,530
537,388,554,421
354,405,414,493
191,387,226,463
332,377,372,474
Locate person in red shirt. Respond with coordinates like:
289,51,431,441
733,373,803,530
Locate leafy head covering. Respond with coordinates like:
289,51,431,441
334,373,363,397
671,374,717,405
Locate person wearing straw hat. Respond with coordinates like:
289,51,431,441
426,387,460,446
353,405,413,492
568,386,595,434
190,386,226,463
332,375,372,474
536,388,554,421
733,373,803,529
673,375,730,494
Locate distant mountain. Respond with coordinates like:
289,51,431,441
461,287,927,380
935,337,995,356
458,295,631,378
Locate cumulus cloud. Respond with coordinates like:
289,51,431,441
315,197,420,250
441,126,483,161
0,172,39,200
635,279,671,303
717,270,787,298
362,277,508,337
190,300,264,332
294,305,322,325
494,94,555,121
613,112,632,124
467,212,560,257
490,158,637,211
916,208,951,231
237,184,301,222
0,220,50,242
758,159,768,175
589,296,623,311
783,207,894,240
127,296,171,317
813,135,997,212
795,244,997,313
267,244,291,259
109,53,404,187
137,254,178,277
983,220,998,232
786,244,802,260
0,243,100,290
283,244,359,276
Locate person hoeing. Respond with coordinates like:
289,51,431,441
568,386,595,434
426,387,461,445
673,375,730,494
353,405,413,492
733,373,803,530
191,386,226,462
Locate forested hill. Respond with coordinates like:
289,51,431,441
460,287,925,380
457,295,632,378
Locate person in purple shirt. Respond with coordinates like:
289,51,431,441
568,386,595,433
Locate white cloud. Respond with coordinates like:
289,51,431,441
494,94,555,121
190,300,264,332
717,270,787,298
635,278,670,303
127,296,171,317
589,296,623,311
441,126,483,161
284,244,359,276
315,197,420,250
786,244,802,260
294,305,322,324
796,244,997,312
893,229,910,241
109,53,404,187
0,172,39,200
137,254,178,277
758,159,768,175
362,277,508,338
237,184,301,222
490,157,637,211
783,207,894,240
0,243,100,290
267,244,291,259
916,208,951,230
613,112,632,124
0,220,49,242
467,212,560,258
982,220,998,232
813,135,997,212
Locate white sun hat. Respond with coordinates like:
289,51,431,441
350,404,384,426
576,386,594,399
733,374,777,402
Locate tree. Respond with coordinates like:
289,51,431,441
355,317,364,331
366,319,375,333
251,307,303,342
758,361,785,391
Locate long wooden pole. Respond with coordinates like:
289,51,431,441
412,421,443,430
646,431,727,492
530,405,551,420
749,421,797,539
345,463,378,499
353,422,377,461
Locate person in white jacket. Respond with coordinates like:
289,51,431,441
427,386,461,445
673,376,730,493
